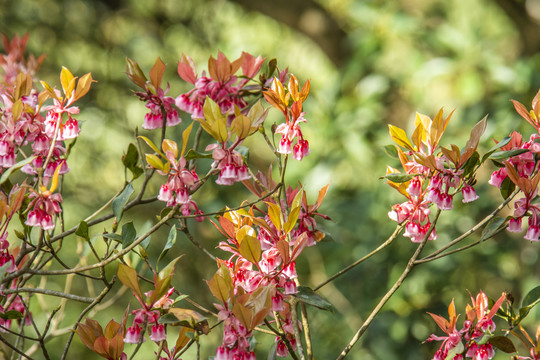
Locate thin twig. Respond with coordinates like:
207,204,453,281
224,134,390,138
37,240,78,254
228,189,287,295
60,280,114,360
180,224,216,261
2,288,94,303
416,189,518,264
300,303,313,360
0,333,35,360
5,206,177,278
414,222,509,264
314,223,405,291
290,299,305,360
269,314,300,360
335,210,440,360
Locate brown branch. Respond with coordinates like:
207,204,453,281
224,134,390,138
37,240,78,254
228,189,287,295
335,209,440,359
314,223,405,291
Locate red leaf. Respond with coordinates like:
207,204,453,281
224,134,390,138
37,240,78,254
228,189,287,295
177,54,197,84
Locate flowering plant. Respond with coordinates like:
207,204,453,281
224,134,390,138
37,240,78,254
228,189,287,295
0,34,537,360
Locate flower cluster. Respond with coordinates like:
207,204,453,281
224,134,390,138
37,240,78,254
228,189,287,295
426,291,506,360
0,37,93,232
176,52,264,120
386,110,484,242
117,264,175,345
142,134,204,220
488,91,540,241
0,34,45,87
208,185,328,359
264,75,311,160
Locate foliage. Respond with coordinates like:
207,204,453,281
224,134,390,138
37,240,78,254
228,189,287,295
0,0,539,359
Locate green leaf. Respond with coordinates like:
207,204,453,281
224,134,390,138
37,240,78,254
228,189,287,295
487,336,516,353
102,233,122,242
383,144,398,159
112,183,134,221
522,286,540,308
461,151,479,176
294,286,334,312
75,220,89,241
158,308,206,329
0,156,36,185
480,217,506,241
489,148,529,160
184,149,213,161
158,255,183,282
121,222,137,248
138,135,164,158
267,58,277,77
500,177,516,200
158,312,185,325
122,143,143,179
383,173,416,183
0,310,24,320
158,226,178,265
481,136,512,162
173,294,189,306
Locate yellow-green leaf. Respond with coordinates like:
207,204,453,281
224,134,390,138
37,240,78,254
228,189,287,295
231,113,251,140
162,139,178,159
207,265,233,304
266,202,282,232
117,263,144,303
283,206,300,234
238,234,261,263
388,125,414,150
60,66,75,97
138,136,165,158
11,100,23,122
146,154,164,170
181,121,194,158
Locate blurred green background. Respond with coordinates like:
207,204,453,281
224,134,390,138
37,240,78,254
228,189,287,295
1,0,539,358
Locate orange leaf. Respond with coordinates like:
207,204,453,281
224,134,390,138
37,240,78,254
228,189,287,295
232,302,253,330
117,263,144,304
149,57,166,89
73,73,95,102
288,74,299,102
